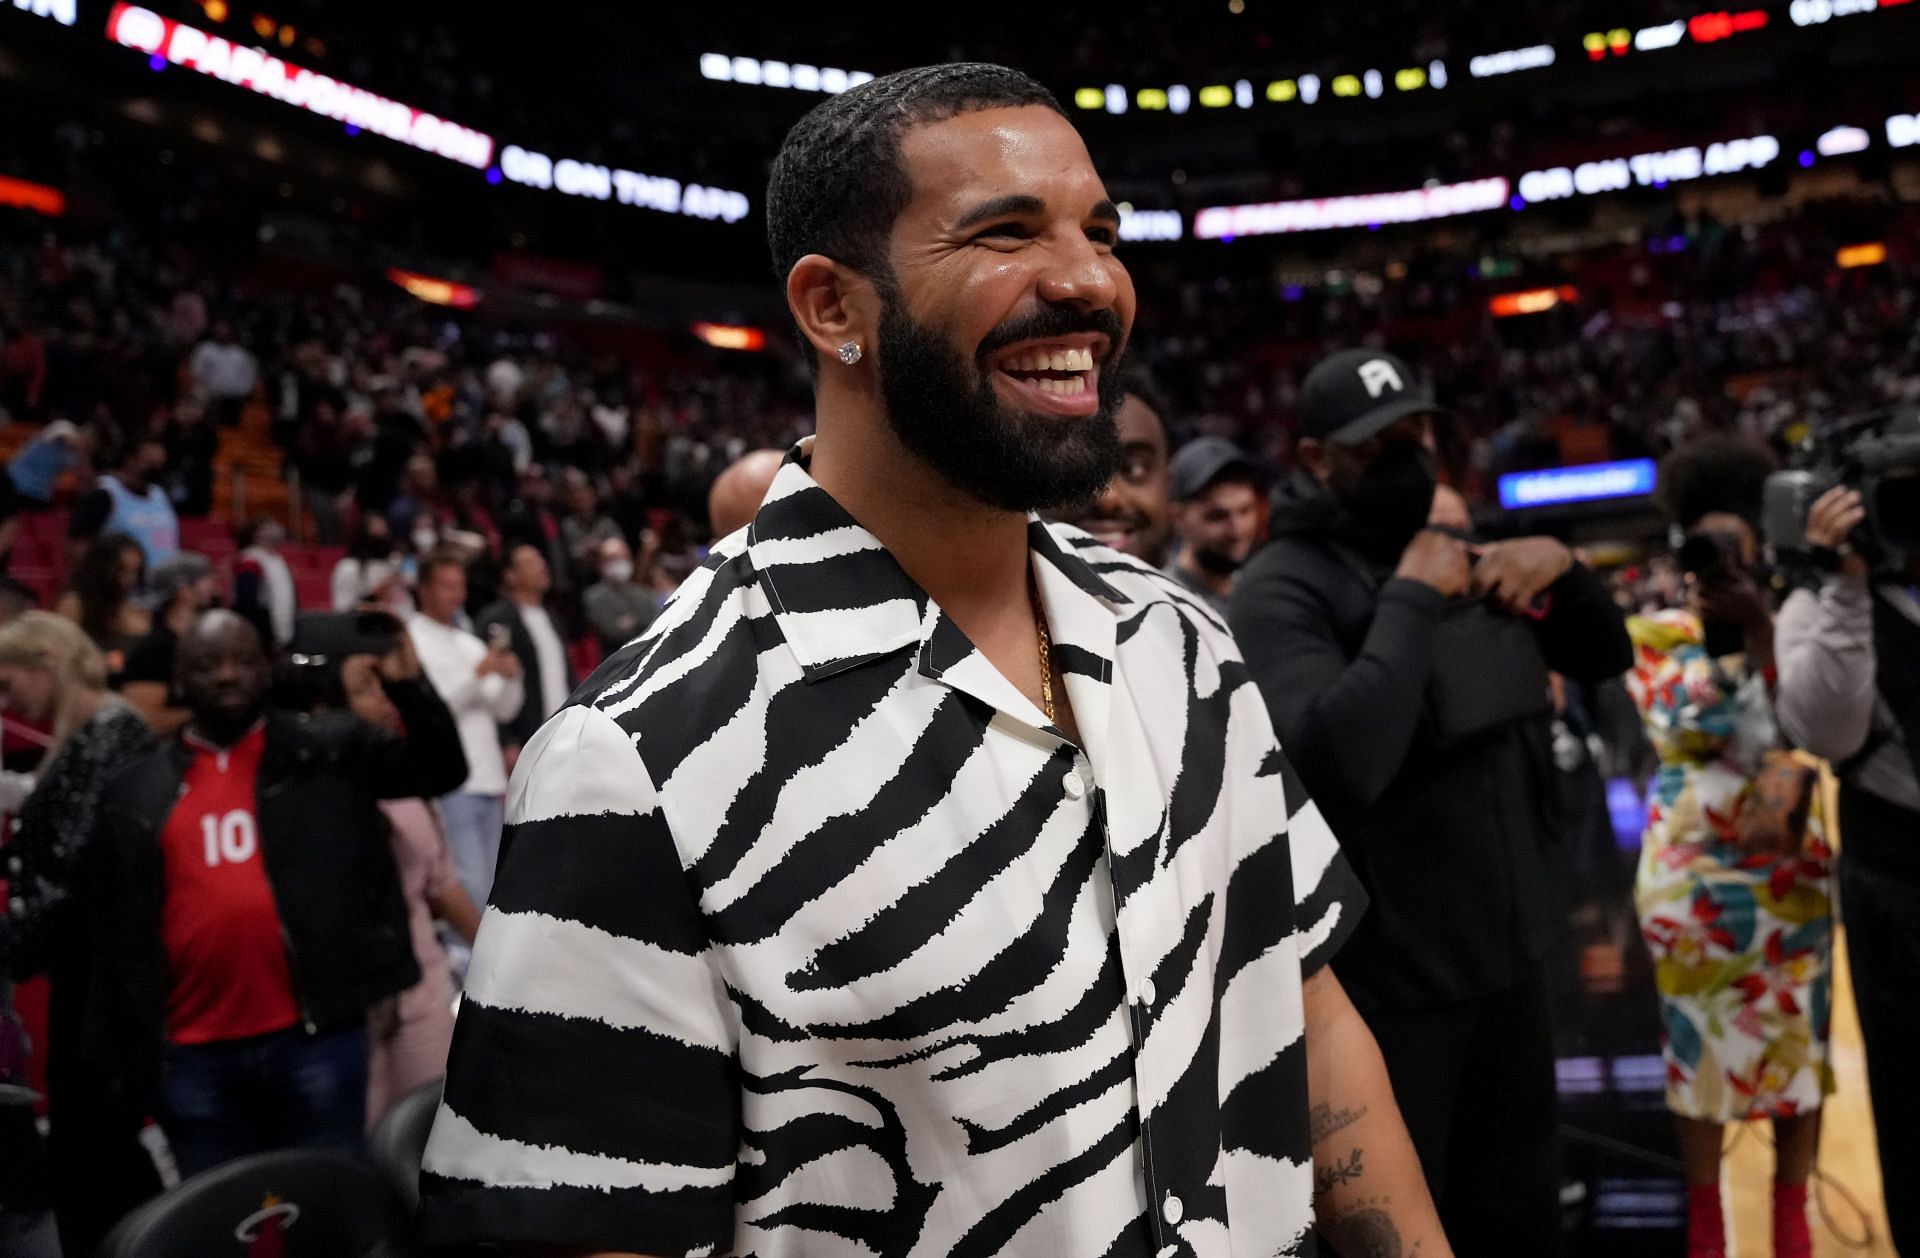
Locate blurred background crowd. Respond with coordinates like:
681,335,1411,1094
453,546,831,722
1,0,1919,1253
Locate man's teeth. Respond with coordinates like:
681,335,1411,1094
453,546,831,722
1034,375,1088,395
1007,346,1095,373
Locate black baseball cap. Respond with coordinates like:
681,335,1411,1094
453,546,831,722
1300,348,1448,445
1169,436,1260,502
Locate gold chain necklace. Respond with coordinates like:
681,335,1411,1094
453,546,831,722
1030,577,1056,725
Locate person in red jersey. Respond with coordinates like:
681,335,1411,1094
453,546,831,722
75,610,467,1181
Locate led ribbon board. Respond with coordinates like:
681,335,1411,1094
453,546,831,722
105,4,494,168
496,146,749,224
1499,459,1657,509
9,0,74,26
1516,134,1779,203
1194,178,1509,239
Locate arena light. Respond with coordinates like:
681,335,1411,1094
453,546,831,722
699,53,873,95
497,144,749,223
1118,207,1184,242
1888,112,1920,148
1836,242,1888,268
8,0,76,26
1688,8,1769,41
1583,28,1633,59
1633,20,1686,49
1468,45,1556,77
105,4,494,168
387,268,480,309
1074,87,1104,110
1489,285,1578,317
690,322,767,351
1817,125,1871,156
1194,177,1509,239
0,174,65,215
1499,459,1657,510
1516,133,1779,203
1791,0,1878,24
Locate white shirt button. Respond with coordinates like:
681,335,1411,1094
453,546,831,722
1138,978,1157,1007
1062,770,1086,800
1163,1193,1184,1226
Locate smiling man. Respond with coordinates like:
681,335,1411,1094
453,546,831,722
418,64,1447,1258
1059,384,1175,566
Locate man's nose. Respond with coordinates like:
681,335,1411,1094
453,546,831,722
1035,232,1120,312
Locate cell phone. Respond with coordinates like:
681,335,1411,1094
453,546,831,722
289,611,403,665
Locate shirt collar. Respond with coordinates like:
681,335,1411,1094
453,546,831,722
183,718,266,757
745,440,1130,697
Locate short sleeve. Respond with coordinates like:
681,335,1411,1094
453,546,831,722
1274,744,1369,978
417,703,741,1257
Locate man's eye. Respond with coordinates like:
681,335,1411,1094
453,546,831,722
973,223,1030,242
1088,226,1119,246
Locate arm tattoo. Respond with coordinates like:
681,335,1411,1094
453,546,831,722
1313,1147,1366,1195
1309,1102,1369,1146
1323,1202,1405,1258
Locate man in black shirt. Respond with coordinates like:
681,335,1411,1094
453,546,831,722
1232,348,1633,1254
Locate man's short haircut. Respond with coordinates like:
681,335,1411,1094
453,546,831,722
1122,370,1175,448
418,546,468,585
151,552,214,606
766,62,1066,287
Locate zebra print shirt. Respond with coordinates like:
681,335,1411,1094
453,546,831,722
418,443,1365,1258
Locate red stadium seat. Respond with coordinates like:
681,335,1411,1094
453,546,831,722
292,567,334,610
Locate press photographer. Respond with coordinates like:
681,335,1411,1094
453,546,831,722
1772,414,1920,1254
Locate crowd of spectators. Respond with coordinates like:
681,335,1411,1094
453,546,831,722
0,114,1918,1258
4,192,1918,606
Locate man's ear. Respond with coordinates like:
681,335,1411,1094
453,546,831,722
786,255,877,368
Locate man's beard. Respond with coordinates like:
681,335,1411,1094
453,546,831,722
873,288,1126,514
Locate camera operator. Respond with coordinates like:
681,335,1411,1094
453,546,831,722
1232,348,1632,1254
74,611,468,1180
1775,483,1920,1252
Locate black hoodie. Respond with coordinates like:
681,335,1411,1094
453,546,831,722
1230,472,1632,1009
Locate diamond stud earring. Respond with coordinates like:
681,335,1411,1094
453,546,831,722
837,341,863,366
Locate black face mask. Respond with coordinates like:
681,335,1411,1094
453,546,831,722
1334,441,1439,563
1190,545,1243,577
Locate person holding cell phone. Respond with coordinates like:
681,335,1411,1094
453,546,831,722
74,610,466,1189
406,548,524,907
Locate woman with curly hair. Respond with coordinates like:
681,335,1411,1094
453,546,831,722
1628,434,1832,1258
